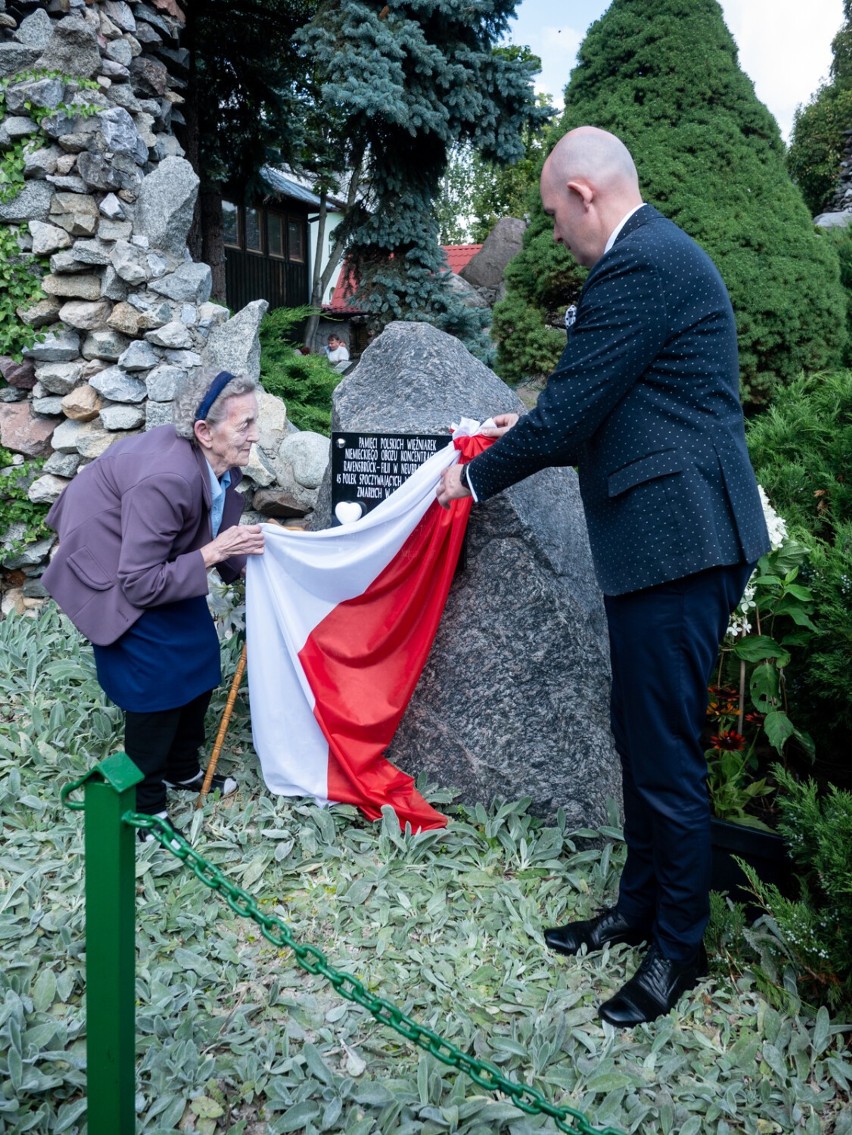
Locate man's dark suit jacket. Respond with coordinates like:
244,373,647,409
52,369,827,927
469,204,769,594
42,426,246,646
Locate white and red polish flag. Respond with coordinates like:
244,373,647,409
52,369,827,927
245,421,494,833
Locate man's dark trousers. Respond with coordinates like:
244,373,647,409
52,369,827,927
604,561,754,963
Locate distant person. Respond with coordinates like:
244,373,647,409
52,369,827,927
42,370,266,842
325,333,350,372
437,127,769,1026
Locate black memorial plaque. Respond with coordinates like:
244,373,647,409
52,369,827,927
330,431,450,525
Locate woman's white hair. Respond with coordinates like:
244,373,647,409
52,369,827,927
172,368,260,441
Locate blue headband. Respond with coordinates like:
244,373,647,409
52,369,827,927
195,371,235,422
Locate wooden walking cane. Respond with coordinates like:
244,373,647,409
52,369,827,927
196,641,247,808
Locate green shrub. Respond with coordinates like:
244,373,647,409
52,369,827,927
741,767,852,1014
746,371,852,767
259,307,342,435
0,454,49,561
493,0,848,403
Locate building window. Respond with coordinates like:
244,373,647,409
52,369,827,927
288,218,305,263
245,207,262,253
267,213,285,259
222,200,240,247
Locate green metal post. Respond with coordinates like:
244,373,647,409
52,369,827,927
83,753,144,1135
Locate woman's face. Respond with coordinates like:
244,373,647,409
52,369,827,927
197,392,259,475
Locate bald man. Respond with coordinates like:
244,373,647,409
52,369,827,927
438,128,769,1026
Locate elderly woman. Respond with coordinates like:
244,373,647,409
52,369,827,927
43,369,265,840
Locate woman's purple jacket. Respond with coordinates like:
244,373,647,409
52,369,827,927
42,425,246,646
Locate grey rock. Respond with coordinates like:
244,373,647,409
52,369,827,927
118,339,159,371
29,220,72,256
57,299,112,331
197,302,229,329
23,145,63,178
152,133,185,162
150,261,212,304
100,266,128,302
45,174,88,193
24,329,80,363
163,349,201,368
26,472,67,503
276,431,329,491
77,151,142,193
100,401,146,430
129,53,169,97
99,192,126,220
77,422,126,460
241,445,276,489
32,396,64,416
42,273,102,300
97,105,148,164
106,81,140,110
103,1,136,33
134,156,198,256
82,328,130,361
0,43,41,79
45,416,83,454
180,304,196,326
4,76,64,113
99,219,133,241
814,210,852,229
69,238,112,266
17,297,62,328
49,249,90,273
14,8,53,48
204,299,267,382
2,534,55,570
104,36,134,67
445,271,491,309
144,320,192,349
89,365,147,403
145,363,183,401
328,321,619,827
35,15,101,78
44,451,81,476
0,180,53,224
35,361,84,395
5,115,38,138
145,398,174,429
111,239,150,285
460,217,526,289
146,252,169,279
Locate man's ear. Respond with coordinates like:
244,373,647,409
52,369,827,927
567,179,594,208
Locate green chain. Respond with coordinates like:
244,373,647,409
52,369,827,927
130,812,625,1135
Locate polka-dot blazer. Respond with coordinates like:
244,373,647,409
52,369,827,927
469,204,770,595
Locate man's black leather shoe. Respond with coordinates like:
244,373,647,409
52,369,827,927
598,943,708,1026
544,908,648,957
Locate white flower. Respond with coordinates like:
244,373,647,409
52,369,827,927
758,484,787,551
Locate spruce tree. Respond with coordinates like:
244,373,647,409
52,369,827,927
788,2,852,215
494,0,847,406
297,0,548,359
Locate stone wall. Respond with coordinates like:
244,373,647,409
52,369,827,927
0,0,328,612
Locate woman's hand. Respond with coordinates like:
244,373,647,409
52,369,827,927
201,523,265,568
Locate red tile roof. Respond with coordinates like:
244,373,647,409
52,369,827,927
324,245,484,315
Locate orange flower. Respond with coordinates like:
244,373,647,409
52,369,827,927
709,730,747,751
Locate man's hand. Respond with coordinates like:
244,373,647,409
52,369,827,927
436,465,470,510
480,412,519,438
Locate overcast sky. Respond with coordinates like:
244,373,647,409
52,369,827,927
507,0,844,142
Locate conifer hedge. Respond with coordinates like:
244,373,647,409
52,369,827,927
493,0,847,407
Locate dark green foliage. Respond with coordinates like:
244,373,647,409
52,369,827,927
259,308,341,434
746,371,852,765
787,2,852,214
297,1,547,359
787,87,852,216
494,0,847,404
741,767,852,1014
182,0,313,193
0,456,48,559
